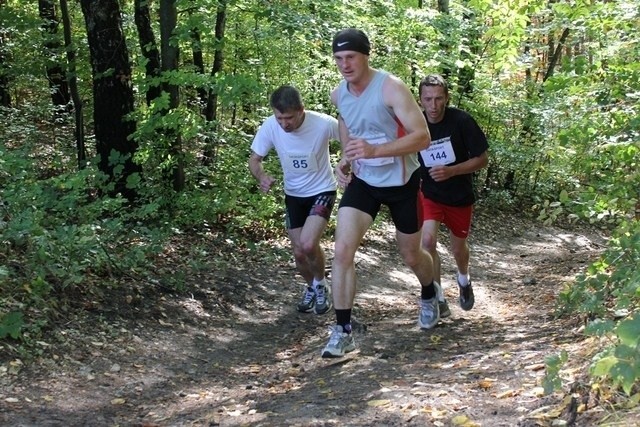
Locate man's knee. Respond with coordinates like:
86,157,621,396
333,240,356,265
399,246,427,269
299,238,319,256
451,240,469,260
421,232,438,252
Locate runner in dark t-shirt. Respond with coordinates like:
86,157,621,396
417,74,489,316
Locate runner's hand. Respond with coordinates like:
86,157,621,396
259,176,277,193
345,137,374,161
335,158,352,188
428,165,453,182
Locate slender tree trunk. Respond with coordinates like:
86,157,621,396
80,0,141,200
435,0,451,80
202,0,227,165
190,27,208,110
543,28,570,82
0,0,11,108
134,0,162,106
159,0,184,191
38,0,70,114
59,0,85,168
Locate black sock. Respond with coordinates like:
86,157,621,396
421,282,436,300
335,309,352,334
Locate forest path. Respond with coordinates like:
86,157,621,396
3,211,630,426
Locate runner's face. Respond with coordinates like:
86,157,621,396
420,85,448,124
333,51,368,83
274,108,304,132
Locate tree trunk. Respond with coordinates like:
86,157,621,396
436,0,451,80
160,0,184,191
38,0,70,114
59,0,85,168
190,27,208,110
134,0,162,106
202,0,227,165
543,28,570,82
80,0,141,200
0,0,11,108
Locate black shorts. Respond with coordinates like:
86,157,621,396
339,170,422,234
285,191,337,229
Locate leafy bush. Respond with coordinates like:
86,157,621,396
547,220,640,395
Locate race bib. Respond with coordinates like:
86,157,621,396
357,135,395,167
420,137,456,167
282,152,318,173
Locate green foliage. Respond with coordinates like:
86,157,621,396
0,118,176,340
543,350,568,394
554,220,640,395
590,314,640,395
0,311,24,340
558,221,640,318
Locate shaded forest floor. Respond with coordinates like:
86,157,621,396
2,209,639,426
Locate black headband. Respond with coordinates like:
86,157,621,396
332,29,370,55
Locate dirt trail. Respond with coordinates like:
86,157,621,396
2,212,627,426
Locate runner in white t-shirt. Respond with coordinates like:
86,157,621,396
249,85,340,315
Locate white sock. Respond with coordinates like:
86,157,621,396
457,272,470,287
313,278,326,290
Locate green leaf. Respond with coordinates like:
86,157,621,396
610,362,637,395
591,355,618,377
585,318,615,336
615,314,640,348
0,311,24,340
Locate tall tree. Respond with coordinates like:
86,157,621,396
0,0,10,108
134,0,162,106
190,24,207,110
80,0,141,200
159,0,184,191
59,0,85,168
202,0,227,165
38,0,70,113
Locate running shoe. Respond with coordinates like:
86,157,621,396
458,276,475,311
297,286,315,313
418,293,440,330
314,284,332,315
321,325,356,358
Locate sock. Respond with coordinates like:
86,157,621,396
457,272,470,287
312,277,326,290
421,282,436,300
335,309,352,334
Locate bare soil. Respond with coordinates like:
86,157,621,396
1,209,638,426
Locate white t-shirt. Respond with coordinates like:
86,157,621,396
251,111,339,197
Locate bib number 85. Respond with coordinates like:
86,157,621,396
292,159,308,169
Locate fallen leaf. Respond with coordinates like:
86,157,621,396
495,389,516,398
528,386,545,397
451,415,469,425
525,363,545,371
367,399,391,407
478,378,496,390
111,398,126,405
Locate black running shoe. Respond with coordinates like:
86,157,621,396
458,278,475,311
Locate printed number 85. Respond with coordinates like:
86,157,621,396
293,160,308,168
